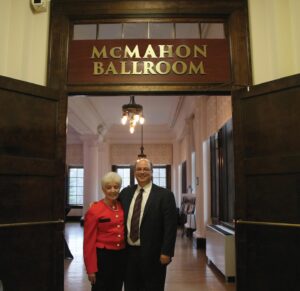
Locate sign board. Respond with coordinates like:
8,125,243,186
68,39,231,85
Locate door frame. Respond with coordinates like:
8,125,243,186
48,0,252,95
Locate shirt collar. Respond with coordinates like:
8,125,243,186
137,181,152,193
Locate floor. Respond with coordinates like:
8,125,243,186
64,222,236,291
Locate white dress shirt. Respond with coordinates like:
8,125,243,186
127,182,152,246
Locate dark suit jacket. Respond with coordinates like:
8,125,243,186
119,183,177,267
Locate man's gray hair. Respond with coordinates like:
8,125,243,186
134,158,153,171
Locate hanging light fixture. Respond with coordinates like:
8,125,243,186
137,124,147,160
121,96,145,134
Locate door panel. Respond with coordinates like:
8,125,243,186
232,74,300,290
0,76,65,291
236,223,300,291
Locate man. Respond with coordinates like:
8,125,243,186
119,158,177,291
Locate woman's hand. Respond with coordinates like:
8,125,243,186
160,254,172,265
88,273,96,285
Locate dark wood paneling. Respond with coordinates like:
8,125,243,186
210,119,235,225
241,87,300,159
232,74,300,290
236,223,300,291
0,176,57,224
0,223,64,291
0,76,66,291
244,174,300,223
0,88,57,159
218,119,235,224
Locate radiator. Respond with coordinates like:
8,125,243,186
206,224,236,280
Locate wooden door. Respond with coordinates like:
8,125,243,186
0,76,66,291
232,74,300,290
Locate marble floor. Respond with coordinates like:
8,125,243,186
64,222,236,291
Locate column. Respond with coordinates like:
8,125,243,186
81,134,100,216
97,141,111,200
193,97,208,248
185,116,194,192
172,140,181,206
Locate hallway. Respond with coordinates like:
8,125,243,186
64,222,235,291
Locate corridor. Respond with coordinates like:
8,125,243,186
64,222,235,291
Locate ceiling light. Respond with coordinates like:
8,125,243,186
121,96,145,134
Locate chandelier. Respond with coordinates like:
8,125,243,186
121,96,145,134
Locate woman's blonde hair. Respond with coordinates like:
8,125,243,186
101,171,122,188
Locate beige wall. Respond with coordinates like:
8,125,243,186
205,95,232,138
248,0,300,84
0,0,50,85
66,144,83,165
110,144,173,165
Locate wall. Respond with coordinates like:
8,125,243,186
248,0,300,84
205,96,232,138
174,95,232,240
110,144,173,165
66,144,83,165
0,0,50,85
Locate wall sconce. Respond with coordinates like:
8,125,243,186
121,96,145,134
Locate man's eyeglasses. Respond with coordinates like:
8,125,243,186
135,168,151,172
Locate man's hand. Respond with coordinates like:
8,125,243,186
160,254,172,265
89,201,97,208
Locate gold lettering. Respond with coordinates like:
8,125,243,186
175,45,190,58
159,45,173,58
124,45,141,58
110,47,122,58
189,61,206,74
120,61,131,74
93,62,104,74
194,45,207,58
143,61,156,74
172,61,187,74
143,45,157,58
132,61,143,74
156,61,171,74
91,46,107,59
105,62,118,74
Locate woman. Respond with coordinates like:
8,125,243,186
83,172,125,291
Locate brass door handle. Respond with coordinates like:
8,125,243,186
236,219,300,228
0,219,64,228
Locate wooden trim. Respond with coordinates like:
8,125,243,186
48,0,252,94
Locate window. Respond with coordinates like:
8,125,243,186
191,151,196,193
73,22,225,40
181,161,187,193
153,167,167,188
68,167,84,206
116,166,131,190
210,119,235,228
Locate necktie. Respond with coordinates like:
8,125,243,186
130,188,144,242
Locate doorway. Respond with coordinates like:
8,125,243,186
49,1,251,290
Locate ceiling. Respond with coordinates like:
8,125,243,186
67,95,195,144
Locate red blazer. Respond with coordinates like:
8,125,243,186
83,200,125,274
